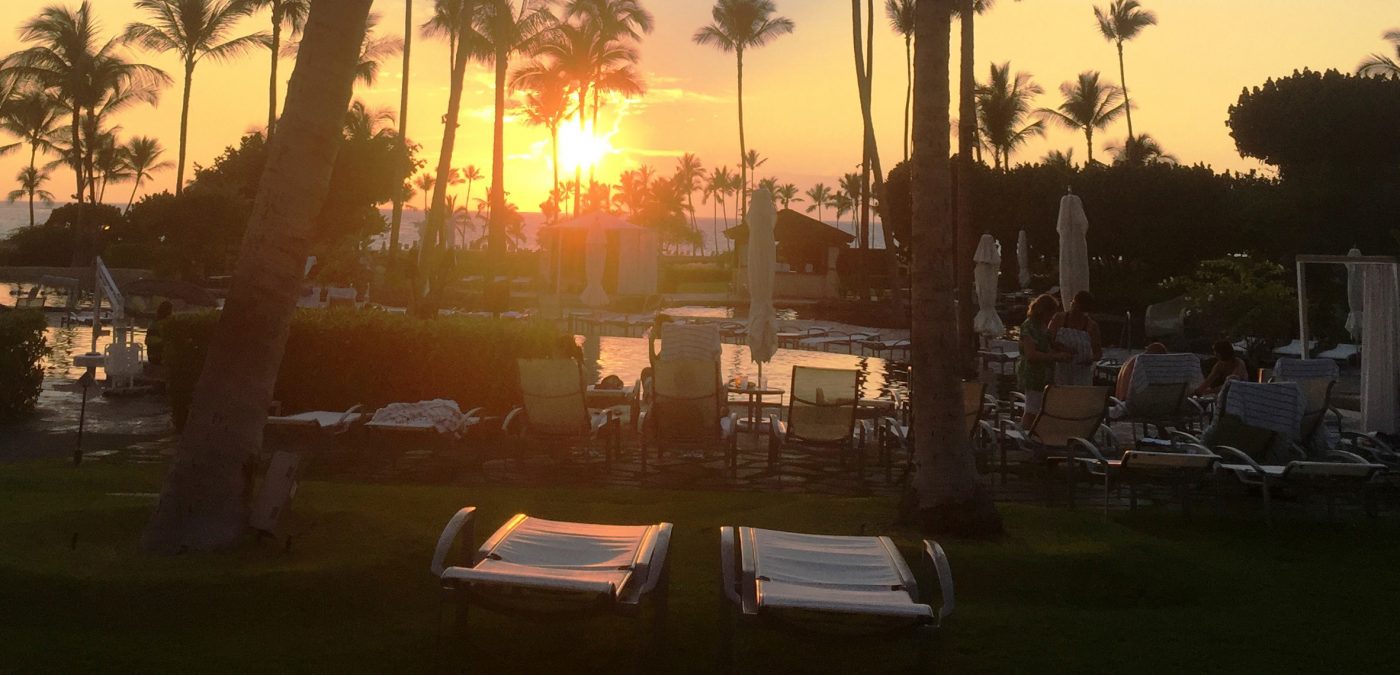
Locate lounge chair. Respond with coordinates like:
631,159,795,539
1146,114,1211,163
767,366,861,479
266,405,364,433
325,286,358,309
364,400,484,470
1181,381,1384,518
1271,339,1319,359
505,359,622,467
432,508,672,666
1110,353,1206,440
638,359,738,474
1075,446,1220,516
983,385,1115,502
799,330,880,354
1316,343,1360,363
718,526,953,668
1272,358,1344,443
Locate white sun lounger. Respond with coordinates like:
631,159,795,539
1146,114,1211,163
1211,445,1385,519
719,526,953,667
1315,343,1360,363
1271,339,1319,359
265,405,364,432
432,508,673,664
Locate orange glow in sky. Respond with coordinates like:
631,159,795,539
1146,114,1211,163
1,0,1397,215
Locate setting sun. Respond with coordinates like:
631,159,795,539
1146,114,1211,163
557,121,613,174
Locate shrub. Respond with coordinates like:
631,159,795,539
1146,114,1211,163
0,310,50,421
164,310,560,429
1161,257,1297,362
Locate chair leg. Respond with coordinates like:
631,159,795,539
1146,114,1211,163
452,589,470,671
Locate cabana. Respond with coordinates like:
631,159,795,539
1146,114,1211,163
539,212,660,300
726,209,854,300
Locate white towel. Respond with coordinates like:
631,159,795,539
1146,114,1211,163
370,399,466,436
1272,358,1339,383
1129,353,1203,398
1054,327,1094,385
1219,381,1305,441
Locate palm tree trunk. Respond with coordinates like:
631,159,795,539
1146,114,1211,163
28,190,35,227
550,126,559,199
387,0,413,269
736,48,747,226
423,0,478,311
955,0,978,374
575,89,586,216
141,0,374,554
176,60,195,196
69,110,83,207
126,176,143,213
1117,41,1134,142
1085,128,1094,164
903,35,912,163
268,0,282,138
489,46,507,261
910,0,1000,536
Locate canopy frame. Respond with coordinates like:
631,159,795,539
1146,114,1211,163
1294,254,1398,359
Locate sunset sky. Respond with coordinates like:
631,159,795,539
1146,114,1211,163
1,0,1395,215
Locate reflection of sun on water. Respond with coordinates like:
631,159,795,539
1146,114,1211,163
558,122,612,173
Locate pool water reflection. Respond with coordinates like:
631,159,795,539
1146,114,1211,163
578,335,908,402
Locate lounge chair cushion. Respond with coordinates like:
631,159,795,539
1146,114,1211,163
267,410,361,429
445,517,654,597
748,529,931,620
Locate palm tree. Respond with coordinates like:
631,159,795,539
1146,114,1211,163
122,135,173,211
0,91,63,179
1039,71,1126,164
414,172,435,214
831,192,854,234
342,99,394,140
141,0,374,554
1041,147,1075,169
674,152,704,245
10,2,169,209
742,148,768,194
388,0,412,267
7,166,54,227
560,0,654,42
420,1,479,306
804,183,833,223
350,12,404,87
252,0,309,138
460,164,482,227
1106,132,1175,165
838,171,861,233
884,0,915,163
976,61,1044,168
774,182,800,209
90,127,130,203
517,21,635,216
909,0,1000,534
1359,30,1400,79
476,0,555,260
515,70,572,199
1094,0,1156,142
693,0,795,225
125,0,269,196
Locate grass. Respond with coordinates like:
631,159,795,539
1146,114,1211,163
2,459,1397,673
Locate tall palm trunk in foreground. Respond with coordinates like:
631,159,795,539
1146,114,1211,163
956,0,977,371
910,0,1001,535
387,0,412,268
142,0,373,554
422,1,478,310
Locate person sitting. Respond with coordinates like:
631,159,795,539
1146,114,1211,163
1049,290,1102,386
1195,340,1248,396
1017,294,1074,426
1115,342,1169,401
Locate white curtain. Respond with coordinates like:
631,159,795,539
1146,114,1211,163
1345,247,1364,340
1361,264,1400,434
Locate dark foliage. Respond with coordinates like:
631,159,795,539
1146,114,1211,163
162,310,560,429
0,203,123,266
0,310,49,421
1228,69,1400,180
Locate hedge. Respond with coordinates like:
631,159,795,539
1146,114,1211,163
0,310,50,421
164,310,561,429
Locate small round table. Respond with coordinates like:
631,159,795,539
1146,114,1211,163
726,384,785,434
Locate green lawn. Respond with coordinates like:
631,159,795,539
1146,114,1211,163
1,459,1396,673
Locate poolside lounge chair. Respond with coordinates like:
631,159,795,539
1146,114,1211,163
505,358,622,467
767,366,861,479
15,286,43,309
363,400,484,470
718,526,953,667
1272,358,1344,444
983,385,1115,502
432,508,673,666
325,286,358,309
1271,339,1318,359
1110,353,1206,440
1316,343,1360,363
266,405,365,433
1075,446,1220,516
639,359,738,473
799,330,880,354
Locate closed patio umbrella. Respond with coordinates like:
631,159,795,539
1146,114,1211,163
1057,192,1090,310
579,223,609,307
974,234,1005,336
1346,247,1364,340
1360,263,1400,433
746,188,778,386
1017,230,1032,289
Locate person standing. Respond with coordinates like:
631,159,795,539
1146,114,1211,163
1050,290,1103,385
1018,294,1074,425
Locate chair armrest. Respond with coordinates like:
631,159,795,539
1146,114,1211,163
460,407,485,431
334,404,364,430
635,523,674,596
1070,437,1110,463
719,526,742,606
768,413,787,438
921,540,955,626
430,506,477,578
1108,396,1125,408
501,406,525,434
1213,445,1266,475
1324,448,1374,465
1170,429,1203,446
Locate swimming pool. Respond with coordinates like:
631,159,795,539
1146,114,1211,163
578,334,908,402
